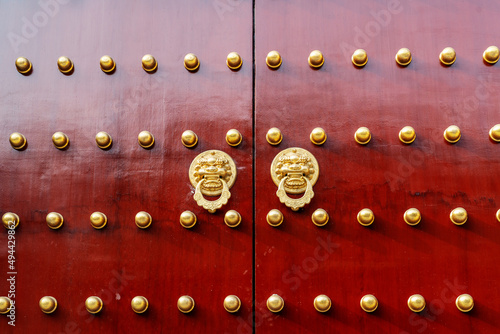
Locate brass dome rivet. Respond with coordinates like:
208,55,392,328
360,294,378,312
85,296,103,314
399,126,416,144
266,127,283,145
357,208,374,226
352,49,368,67
489,124,500,142
354,127,371,145
52,132,69,150
57,56,74,74
180,210,197,229
226,129,243,147
135,211,152,229
90,212,107,229
15,57,32,74
314,294,332,313
9,132,27,150
483,46,499,64
444,125,461,143
0,297,12,314
224,295,241,313
227,52,243,70
142,54,158,73
267,209,283,227
310,127,327,145
267,294,284,313
224,210,241,228
450,207,467,225
131,296,149,314
312,208,329,227
100,55,115,73
440,47,456,66
408,294,426,312
181,130,198,148
266,51,282,69
456,294,474,312
46,212,64,230
404,208,421,226
39,296,58,314
138,131,155,149
496,209,500,223
95,131,112,149
2,212,19,229
308,50,324,69
395,48,412,66
184,53,200,72
177,295,195,313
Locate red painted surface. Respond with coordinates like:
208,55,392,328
255,0,500,333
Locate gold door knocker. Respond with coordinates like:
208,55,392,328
189,150,237,213
270,148,319,211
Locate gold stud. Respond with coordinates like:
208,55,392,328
224,210,241,228
399,126,416,144
456,294,474,312
224,295,241,313
135,211,152,229
266,127,283,145
52,132,69,150
354,127,371,145
308,50,324,69
483,46,499,64
266,51,282,69
450,207,467,225
310,127,327,145
15,57,32,74
90,212,107,229
177,295,195,313
443,125,461,143
57,56,74,74
352,49,368,67
184,53,200,72
489,124,500,142
46,212,63,230
267,294,284,313
408,294,426,312
95,131,112,149
227,52,243,70
131,296,149,314
9,132,27,150
180,210,197,228
312,209,329,227
100,55,115,73
142,54,157,73
404,208,421,226
357,208,374,226
440,47,456,66
496,209,500,223
226,129,243,147
360,294,378,312
0,297,12,314
314,294,332,313
395,48,412,66
267,209,283,227
39,296,58,314
2,212,19,229
181,130,198,148
85,296,103,314
138,131,155,149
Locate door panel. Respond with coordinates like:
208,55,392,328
255,0,500,333
0,1,252,333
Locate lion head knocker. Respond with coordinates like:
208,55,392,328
270,148,319,211
189,150,237,213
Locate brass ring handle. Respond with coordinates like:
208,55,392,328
276,176,314,211
193,178,231,213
